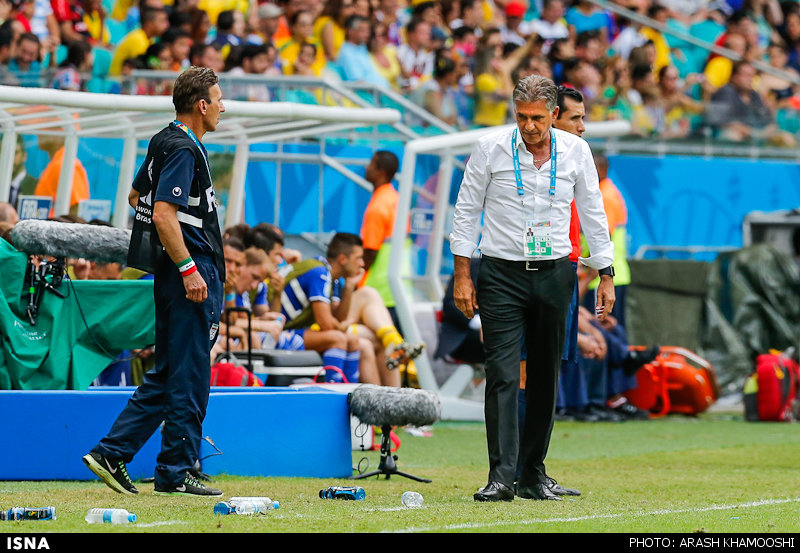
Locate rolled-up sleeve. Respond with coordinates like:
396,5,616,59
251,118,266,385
573,140,614,270
450,140,489,258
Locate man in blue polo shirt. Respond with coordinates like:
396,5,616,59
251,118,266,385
83,67,226,497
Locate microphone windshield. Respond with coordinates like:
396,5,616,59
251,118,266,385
349,384,442,428
11,220,131,264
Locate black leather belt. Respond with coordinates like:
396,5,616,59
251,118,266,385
483,255,569,271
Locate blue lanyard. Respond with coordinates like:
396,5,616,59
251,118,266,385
512,127,557,199
172,120,212,180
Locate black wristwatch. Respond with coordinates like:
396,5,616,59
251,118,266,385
598,265,615,277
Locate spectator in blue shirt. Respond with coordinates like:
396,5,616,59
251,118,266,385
335,14,391,87
9,32,44,87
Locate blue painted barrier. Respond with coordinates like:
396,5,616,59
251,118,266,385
0,386,352,480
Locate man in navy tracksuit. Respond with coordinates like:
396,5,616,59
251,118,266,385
83,66,226,496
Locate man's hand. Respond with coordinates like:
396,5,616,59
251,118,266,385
71,258,91,280
454,274,478,319
224,270,237,292
281,247,302,264
577,332,603,359
345,268,364,291
268,270,285,294
453,256,478,319
595,275,615,321
183,271,208,303
599,314,617,331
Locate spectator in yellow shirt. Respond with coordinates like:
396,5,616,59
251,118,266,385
109,7,169,76
198,0,248,26
277,10,327,76
704,32,746,90
313,0,355,62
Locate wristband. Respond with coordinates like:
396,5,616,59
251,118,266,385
177,257,197,277
225,292,236,303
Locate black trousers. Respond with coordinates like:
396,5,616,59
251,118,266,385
477,255,575,488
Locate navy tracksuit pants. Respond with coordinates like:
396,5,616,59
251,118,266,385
94,254,222,488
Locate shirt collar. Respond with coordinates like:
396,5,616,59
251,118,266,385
513,126,555,153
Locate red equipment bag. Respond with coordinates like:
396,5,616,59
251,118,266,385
209,306,261,387
743,350,800,422
210,361,263,387
624,346,720,417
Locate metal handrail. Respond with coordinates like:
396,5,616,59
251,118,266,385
124,70,456,138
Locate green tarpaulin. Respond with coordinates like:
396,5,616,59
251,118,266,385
0,240,155,390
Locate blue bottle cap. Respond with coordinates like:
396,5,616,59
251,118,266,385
213,502,234,515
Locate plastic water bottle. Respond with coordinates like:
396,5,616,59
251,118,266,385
84,508,136,524
214,497,280,515
319,486,366,500
261,333,277,349
401,491,424,508
228,497,280,510
2,507,56,521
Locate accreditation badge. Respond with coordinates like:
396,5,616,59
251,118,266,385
524,220,552,257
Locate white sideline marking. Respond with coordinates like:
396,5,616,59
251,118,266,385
392,497,800,533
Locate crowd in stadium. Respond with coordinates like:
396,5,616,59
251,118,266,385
0,0,779,418
0,0,799,143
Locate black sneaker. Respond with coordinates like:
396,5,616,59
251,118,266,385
611,400,651,420
82,451,139,495
154,472,224,496
385,341,425,370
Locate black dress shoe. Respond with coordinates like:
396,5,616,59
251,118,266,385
474,481,515,502
567,407,600,422
554,408,576,422
546,476,581,496
517,482,562,501
587,403,626,422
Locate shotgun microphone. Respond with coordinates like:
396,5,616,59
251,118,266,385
348,384,442,428
10,220,131,264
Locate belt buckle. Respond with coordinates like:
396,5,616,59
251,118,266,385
525,260,539,271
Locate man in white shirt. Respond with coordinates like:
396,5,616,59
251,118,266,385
529,0,569,51
396,19,434,91
451,75,615,502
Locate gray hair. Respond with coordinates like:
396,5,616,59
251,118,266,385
513,75,558,111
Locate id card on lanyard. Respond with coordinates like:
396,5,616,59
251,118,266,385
513,128,556,258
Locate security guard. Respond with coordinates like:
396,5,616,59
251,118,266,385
83,66,226,496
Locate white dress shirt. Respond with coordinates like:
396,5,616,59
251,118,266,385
450,125,614,269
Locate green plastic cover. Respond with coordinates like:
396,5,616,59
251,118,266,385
0,239,155,390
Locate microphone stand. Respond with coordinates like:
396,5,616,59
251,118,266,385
26,257,66,326
350,424,431,483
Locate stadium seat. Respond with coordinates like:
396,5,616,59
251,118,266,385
86,48,117,94
106,18,130,46
42,45,68,68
